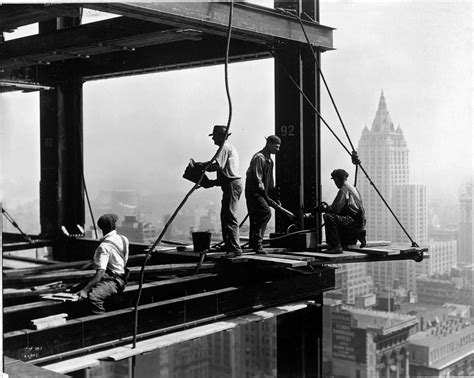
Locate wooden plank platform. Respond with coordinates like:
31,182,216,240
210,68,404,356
243,255,307,267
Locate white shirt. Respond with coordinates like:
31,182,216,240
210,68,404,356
93,230,129,275
214,142,241,179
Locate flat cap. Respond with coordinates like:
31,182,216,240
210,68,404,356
331,169,349,180
266,135,281,144
97,213,118,231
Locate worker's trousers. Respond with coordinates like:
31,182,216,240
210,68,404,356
245,191,271,249
220,179,243,252
88,273,126,314
323,213,363,248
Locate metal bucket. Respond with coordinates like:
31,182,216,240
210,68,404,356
192,231,212,252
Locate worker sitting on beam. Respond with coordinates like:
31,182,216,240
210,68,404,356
75,214,129,313
318,169,366,254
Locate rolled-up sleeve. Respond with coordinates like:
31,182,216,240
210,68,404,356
328,189,346,214
93,246,109,270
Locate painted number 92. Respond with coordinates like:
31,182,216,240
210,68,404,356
280,125,295,136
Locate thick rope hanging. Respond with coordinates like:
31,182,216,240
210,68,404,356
132,0,235,348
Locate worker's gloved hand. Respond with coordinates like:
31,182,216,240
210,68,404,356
194,161,205,170
201,179,218,189
313,201,329,213
268,187,279,201
77,289,88,300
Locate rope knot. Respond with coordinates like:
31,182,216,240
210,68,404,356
351,151,361,165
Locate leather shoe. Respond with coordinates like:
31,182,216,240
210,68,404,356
325,245,343,254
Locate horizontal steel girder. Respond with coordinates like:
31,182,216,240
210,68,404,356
85,2,334,48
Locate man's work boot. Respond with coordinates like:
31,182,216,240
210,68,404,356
254,246,267,255
357,230,367,248
325,244,343,254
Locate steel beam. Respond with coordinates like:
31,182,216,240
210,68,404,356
0,18,198,71
85,2,333,49
274,0,321,236
38,18,85,243
277,296,323,377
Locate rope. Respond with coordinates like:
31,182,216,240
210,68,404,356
132,0,235,348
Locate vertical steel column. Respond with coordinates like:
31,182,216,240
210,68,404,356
274,0,321,237
39,14,84,248
276,298,323,377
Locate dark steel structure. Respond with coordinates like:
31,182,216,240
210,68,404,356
1,2,426,376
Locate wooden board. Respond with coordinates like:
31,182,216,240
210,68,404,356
265,253,315,262
3,263,216,287
243,255,307,267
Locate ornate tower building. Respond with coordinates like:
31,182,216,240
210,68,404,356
357,91,409,242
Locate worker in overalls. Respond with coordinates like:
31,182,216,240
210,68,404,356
76,214,129,313
321,169,366,254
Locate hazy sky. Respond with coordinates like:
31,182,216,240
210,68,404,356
1,0,472,214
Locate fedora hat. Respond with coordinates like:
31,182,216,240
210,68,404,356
209,125,231,137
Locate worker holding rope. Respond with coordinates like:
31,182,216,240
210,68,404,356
317,169,367,254
194,125,243,258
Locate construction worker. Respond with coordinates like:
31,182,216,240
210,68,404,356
245,135,281,254
76,214,129,313
319,169,366,254
194,125,243,258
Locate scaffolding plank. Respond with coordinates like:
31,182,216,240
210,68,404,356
243,255,307,267
3,263,216,287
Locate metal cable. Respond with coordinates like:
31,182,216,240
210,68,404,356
1,207,33,243
82,170,98,239
132,0,235,348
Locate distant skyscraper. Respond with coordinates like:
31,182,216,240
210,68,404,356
359,92,428,292
458,182,472,265
358,91,409,242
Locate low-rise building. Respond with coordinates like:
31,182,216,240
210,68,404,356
323,299,418,378
408,320,474,377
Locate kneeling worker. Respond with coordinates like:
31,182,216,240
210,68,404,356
320,169,366,254
76,214,129,313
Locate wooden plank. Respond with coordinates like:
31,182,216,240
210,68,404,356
265,253,315,262
290,251,366,260
3,263,217,287
3,260,92,277
3,255,57,264
4,356,68,378
243,255,307,267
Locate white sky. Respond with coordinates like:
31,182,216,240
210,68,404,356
1,1,472,212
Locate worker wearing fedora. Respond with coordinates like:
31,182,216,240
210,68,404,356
194,125,243,257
